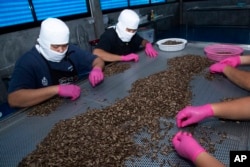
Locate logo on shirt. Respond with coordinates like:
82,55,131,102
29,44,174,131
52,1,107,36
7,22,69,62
41,77,48,86
68,65,74,71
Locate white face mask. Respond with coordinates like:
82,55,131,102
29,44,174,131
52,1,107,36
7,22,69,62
36,43,68,62
116,22,136,42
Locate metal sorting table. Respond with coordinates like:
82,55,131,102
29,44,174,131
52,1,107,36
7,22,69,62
1,41,250,167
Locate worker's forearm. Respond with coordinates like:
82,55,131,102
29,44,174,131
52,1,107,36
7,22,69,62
8,86,58,108
92,57,105,69
141,39,149,47
93,49,122,62
223,66,250,91
212,96,250,120
240,55,250,65
194,152,225,167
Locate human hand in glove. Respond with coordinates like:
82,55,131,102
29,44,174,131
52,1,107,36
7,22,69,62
220,56,241,67
209,62,228,73
176,104,214,128
58,84,81,100
145,43,158,58
89,67,104,87
121,53,139,62
210,56,241,73
172,131,206,162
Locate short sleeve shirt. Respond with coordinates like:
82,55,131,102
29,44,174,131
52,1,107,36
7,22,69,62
95,28,143,55
8,44,96,93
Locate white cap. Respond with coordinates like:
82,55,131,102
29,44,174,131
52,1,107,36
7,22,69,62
118,9,140,29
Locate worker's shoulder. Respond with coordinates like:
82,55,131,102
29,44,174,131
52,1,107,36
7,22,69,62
101,27,116,37
16,47,42,65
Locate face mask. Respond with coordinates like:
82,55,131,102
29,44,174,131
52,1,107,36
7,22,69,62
36,43,68,62
116,22,136,42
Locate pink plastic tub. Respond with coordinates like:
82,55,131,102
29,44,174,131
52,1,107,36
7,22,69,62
204,44,244,61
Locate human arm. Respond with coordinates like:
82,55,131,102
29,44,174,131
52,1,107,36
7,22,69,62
213,55,250,67
89,57,105,87
93,48,125,62
223,66,250,91
219,55,250,66
8,86,58,108
8,84,81,108
93,29,132,62
141,39,148,47
209,56,242,74
209,56,241,74
177,96,250,127
172,131,225,167
212,96,250,120
240,55,250,65
210,64,250,90
141,39,158,58
93,48,139,62
220,55,250,67
92,57,105,70
195,152,225,167
176,104,214,128
209,56,250,90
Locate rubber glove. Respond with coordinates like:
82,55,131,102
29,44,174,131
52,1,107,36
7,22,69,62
58,84,81,100
89,67,104,87
145,43,158,58
172,131,206,162
209,56,241,74
209,62,228,73
121,53,139,62
176,104,214,128
220,56,241,67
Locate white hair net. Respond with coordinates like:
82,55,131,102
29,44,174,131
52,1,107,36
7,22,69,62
116,9,140,42
38,18,69,45
118,9,140,29
36,18,69,62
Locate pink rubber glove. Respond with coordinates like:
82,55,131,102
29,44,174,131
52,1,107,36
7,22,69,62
209,56,241,74
220,56,241,67
145,43,158,58
121,53,139,62
176,104,214,128
209,62,227,73
172,131,206,162
89,67,104,87
58,84,81,100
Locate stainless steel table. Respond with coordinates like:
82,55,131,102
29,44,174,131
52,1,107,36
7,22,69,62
1,41,250,167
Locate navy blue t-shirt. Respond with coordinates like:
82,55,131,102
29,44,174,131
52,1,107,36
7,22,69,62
8,44,96,93
96,28,143,55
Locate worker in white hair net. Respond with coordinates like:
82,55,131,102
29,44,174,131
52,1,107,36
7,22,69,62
8,18,105,108
93,9,158,63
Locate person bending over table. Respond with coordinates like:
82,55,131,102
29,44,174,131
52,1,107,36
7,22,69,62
8,18,105,108
172,55,250,166
93,9,158,63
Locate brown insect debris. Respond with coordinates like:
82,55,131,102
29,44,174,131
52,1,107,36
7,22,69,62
19,55,227,167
